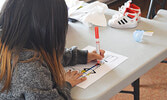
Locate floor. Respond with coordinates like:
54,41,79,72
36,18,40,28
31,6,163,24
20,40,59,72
108,0,167,100
110,63,167,100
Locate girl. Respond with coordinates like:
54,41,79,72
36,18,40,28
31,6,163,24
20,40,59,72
0,0,104,100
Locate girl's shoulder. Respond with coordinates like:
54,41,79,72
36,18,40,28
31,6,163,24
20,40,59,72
16,49,49,74
13,50,53,89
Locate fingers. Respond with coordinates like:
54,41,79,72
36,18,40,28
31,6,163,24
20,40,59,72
74,77,87,86
92,50,105,58
87,50,105,63
100,49,105,57
93,53,103,60
66,70,71,75
66,70,82,79
78,77,87,82
92,50,96,53
73,72,83,79
71,70,78,76
65,70,87,87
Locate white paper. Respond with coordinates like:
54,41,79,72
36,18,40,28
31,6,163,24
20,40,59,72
0,0,6,11
64,46,128,89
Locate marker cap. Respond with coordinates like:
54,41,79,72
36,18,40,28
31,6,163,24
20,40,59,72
95,27,99,39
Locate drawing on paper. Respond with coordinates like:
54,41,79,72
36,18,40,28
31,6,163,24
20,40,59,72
64,52,119,77
65,63,101,77
64,46,128,89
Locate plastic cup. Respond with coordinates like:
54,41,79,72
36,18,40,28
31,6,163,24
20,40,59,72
133,30,144,42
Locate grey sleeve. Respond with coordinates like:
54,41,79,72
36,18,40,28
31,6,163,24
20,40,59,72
15,61,72,100
62,46,88,67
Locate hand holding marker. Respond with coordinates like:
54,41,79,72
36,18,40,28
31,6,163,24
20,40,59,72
80,27,101,77
80,27,103,77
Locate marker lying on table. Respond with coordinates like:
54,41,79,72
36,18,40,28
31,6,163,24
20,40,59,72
95,26,101,64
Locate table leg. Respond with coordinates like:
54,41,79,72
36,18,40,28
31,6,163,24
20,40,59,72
132,78,140,100
120,78,140,100
161,60,167,63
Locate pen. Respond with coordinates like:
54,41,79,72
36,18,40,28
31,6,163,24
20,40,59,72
95,26,100,63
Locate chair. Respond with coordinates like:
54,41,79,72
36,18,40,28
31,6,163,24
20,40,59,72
147,0,166,19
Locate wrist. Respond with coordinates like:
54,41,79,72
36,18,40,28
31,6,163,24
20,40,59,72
65,81,73,88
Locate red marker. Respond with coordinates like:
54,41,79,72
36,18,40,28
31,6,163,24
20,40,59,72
95,26,100,63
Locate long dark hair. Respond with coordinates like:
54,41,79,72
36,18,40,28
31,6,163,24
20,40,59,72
0,0,68,92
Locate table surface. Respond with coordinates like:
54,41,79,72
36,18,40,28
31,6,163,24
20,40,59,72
66,9,167,100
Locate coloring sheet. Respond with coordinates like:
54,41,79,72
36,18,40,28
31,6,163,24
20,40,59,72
64,46,128,89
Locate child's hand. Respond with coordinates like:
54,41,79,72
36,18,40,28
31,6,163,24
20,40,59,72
65,70,87,87
87,49,105,63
